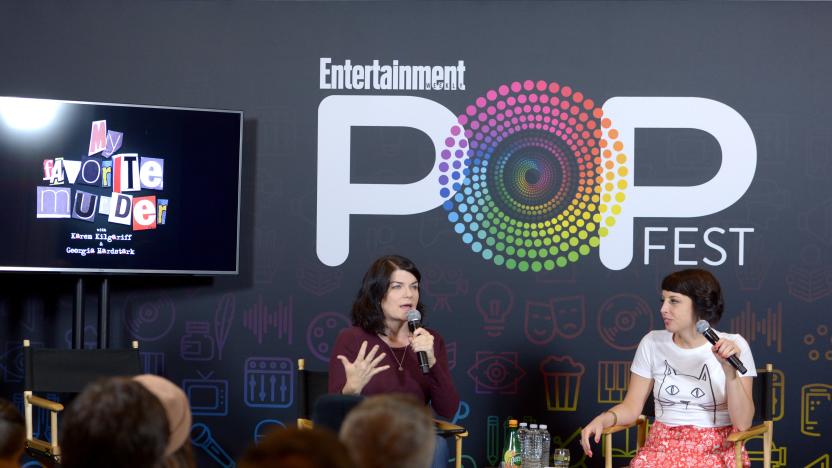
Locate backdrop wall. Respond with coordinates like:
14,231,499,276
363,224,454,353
1,2,830,467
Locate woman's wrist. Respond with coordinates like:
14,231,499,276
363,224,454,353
722,363,739,380
604,410,618,427
342,381,361,395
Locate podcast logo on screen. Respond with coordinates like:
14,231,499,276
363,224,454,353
316,59,757,271
35,120,170,257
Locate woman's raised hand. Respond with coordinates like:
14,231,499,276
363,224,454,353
337,340,389,395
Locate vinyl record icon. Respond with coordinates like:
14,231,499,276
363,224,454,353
597,294,653,350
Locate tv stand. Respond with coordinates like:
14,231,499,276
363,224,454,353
71,277,110,350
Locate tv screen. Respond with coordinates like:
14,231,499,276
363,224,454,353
0,97,242,275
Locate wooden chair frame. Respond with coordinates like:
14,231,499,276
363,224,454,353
601,363,775,468
23,339,140,463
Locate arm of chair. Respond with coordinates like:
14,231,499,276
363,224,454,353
26,395,64,412
726,422,769,442
24,394,63,460
601,414,647,435
435,420,467,468
434,419,468,437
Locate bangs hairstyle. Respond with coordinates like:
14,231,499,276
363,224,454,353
351,255,426,335
661,268,724,325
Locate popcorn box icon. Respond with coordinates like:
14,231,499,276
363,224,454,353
541,355,585,411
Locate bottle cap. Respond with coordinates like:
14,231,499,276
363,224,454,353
508,419,518,427
540,424,547,429
519,422,528,427
530,424,538,429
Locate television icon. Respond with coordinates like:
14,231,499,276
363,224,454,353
183,374,228,417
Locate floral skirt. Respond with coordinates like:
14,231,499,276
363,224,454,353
630,421,750,468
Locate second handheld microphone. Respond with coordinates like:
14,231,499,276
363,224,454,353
696,320,747,374
406,310,430,374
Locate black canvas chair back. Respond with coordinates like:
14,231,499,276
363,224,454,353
754,366,774,422
25,347,142,393
312,394,365,433
643,393,656,418
296,358,330,424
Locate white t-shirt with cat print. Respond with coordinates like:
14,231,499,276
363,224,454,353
630,329,756,428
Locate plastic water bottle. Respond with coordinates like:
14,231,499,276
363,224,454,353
524,424,542,468
538,424,551,467
517,422,529,461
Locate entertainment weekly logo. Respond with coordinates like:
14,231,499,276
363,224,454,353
316,71,758,272
36,120,170,257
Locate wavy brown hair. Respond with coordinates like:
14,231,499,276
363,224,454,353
351,255,426,335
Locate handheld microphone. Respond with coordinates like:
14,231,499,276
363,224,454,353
696,320,747,374
407,309,430,374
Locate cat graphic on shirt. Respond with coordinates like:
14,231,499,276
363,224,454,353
656,361,726,424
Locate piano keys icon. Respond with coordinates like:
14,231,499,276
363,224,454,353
244,357,293,408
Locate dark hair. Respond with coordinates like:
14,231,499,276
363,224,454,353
238,427,356,468
351,255,426,335
61,377,169,468
339,394,435,468
0,397,24,460
661,268,724,325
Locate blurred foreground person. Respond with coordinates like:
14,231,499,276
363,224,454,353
0,398,24,468
340,394,436,468
238,426,355,468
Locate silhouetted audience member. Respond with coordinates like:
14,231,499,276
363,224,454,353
238,427,355,468
134,374,195,468
340,394,436,468
61,376,169,468
0,398,25,468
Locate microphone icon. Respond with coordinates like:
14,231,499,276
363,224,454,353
191,423,236,468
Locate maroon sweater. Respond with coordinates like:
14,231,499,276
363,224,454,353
328,326,460,420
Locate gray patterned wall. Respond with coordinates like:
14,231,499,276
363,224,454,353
1,2,830,467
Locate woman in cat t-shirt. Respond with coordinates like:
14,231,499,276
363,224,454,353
580,268,756,467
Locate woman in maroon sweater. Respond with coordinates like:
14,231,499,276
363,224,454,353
328,254,460,466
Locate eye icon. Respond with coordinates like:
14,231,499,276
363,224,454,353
691,387,705,398
467,351,526,394
666,385,679,396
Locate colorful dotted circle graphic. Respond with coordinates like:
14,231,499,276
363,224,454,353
438,80,629,271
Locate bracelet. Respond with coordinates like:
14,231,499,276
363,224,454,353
606,410,618,427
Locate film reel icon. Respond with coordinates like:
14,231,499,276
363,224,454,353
597,294,654,350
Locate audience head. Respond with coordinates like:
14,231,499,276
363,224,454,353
0,398,24,463
661,268,724,325
133,374,195,468
352,254,426,334
238,426,355,468
61,376,169,468
340,394,435,468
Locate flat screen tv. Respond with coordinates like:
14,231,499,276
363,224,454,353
0,97,242,275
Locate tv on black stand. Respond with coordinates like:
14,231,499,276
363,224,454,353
0,97,243,347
